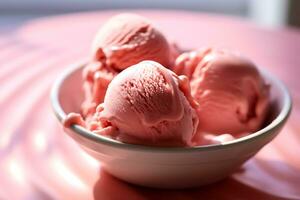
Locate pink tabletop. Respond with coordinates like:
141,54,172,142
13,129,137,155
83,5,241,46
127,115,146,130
0,10,300,200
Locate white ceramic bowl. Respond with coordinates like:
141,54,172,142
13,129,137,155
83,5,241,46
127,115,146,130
51,62,292,188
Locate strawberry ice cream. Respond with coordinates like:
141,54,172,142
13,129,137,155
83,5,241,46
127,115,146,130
81,61,117,117
91,61,199,146
175,48,269,138
91,13,175,71
63,13,270,147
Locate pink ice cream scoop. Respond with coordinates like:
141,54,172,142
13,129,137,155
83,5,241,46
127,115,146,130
81,61,117,117
176,48,269,138
93,61,199,147
91,13,175,71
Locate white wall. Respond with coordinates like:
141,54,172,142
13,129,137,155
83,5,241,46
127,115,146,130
0,0,248,15
0,0,292,28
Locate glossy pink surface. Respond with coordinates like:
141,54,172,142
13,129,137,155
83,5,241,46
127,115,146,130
0,10,300,199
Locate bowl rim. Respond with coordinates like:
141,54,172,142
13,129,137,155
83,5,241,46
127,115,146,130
51,61,292,153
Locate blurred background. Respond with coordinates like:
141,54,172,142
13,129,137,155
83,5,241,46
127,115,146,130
0,0,299,29
0,1,300,200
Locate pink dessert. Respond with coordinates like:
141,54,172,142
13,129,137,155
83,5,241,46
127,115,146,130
78,61,199,146
82,13,176,117
81,61,116,117
63,13,270,147
175,48,269,143
91,13,175,70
